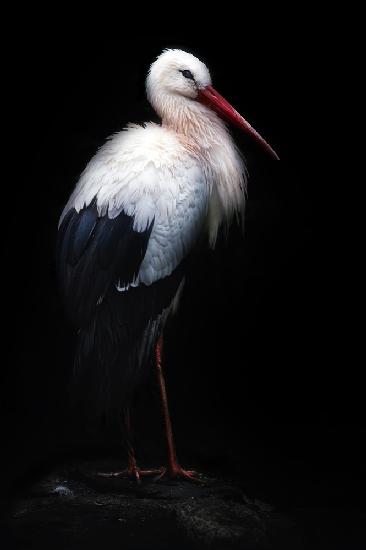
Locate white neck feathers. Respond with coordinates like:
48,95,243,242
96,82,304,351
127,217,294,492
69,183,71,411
154,94,247,246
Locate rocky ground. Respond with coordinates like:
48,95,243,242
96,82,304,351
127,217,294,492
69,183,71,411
2,459,303,549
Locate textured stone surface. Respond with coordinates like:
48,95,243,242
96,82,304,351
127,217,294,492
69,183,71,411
4,459,300,549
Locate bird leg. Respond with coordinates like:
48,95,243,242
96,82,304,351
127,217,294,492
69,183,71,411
154,335,201,482
99,338,201,483
98,407,162,482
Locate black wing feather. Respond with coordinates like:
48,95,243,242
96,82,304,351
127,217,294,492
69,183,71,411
67,203,98,266
57,200,153,327
76,262,186,414
57,198,185,414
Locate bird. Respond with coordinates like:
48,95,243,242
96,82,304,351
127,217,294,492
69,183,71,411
57,48,279,482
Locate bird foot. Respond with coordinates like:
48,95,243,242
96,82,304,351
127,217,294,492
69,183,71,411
97,467,163,484
97,464,203,484
153,464,203,484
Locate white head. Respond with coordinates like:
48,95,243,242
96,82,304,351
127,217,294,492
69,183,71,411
146,49,279,160
147,49,211,104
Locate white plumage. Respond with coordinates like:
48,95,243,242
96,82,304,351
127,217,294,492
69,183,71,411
61,50,247,292
61,122,213,288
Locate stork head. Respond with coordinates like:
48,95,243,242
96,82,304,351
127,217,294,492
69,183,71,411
147,49,212,101
147,49,279,160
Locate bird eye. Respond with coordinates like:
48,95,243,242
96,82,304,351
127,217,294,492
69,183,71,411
180,69,194,80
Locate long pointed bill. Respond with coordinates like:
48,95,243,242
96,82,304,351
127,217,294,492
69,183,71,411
198,85,279,160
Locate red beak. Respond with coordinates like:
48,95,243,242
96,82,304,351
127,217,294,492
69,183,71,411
198,85,279,160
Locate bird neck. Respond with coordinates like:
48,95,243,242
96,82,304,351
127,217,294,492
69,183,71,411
159,94,228,148
157,94,247,248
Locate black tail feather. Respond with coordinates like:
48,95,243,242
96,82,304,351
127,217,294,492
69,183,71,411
72,264,185,418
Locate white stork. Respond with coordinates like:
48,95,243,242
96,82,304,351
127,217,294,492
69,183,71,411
57,49,279,482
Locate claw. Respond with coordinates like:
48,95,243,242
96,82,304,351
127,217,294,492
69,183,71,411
153,465,204,484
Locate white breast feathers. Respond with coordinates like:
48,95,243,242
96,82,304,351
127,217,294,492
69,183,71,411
60,123,210,287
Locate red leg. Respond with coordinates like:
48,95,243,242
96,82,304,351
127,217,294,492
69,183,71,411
98,406,162,481
155,335,201,482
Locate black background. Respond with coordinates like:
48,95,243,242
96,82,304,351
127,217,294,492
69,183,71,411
2,9,362,547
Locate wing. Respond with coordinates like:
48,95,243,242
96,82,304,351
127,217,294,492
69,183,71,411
57,199,154,328
59,123,209,294
57,124,209,412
